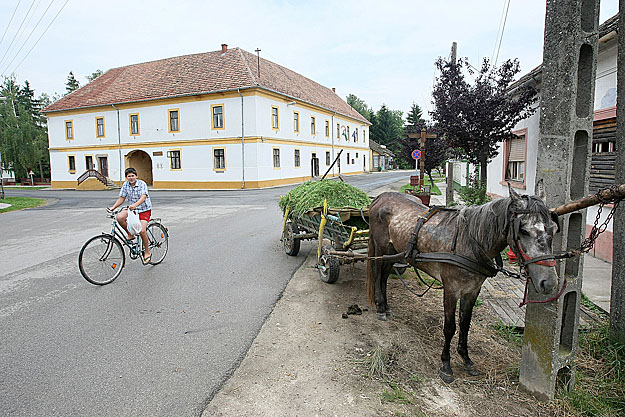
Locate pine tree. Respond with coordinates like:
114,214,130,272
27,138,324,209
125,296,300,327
405,102,425,133
370,104,404,150
65,71,80,95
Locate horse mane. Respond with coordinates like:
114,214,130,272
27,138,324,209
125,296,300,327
445,195,550,256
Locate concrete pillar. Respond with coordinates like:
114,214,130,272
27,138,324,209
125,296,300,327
611,2,625,343
520,0,600,400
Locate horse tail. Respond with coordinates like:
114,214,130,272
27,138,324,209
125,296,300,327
366,236,376,307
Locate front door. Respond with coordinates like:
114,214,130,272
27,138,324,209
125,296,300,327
311,153,319,177
98,157,109,177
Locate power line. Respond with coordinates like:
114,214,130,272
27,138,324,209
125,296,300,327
0,0,37,70
492,0,511,68
9,0,70,76
1,0,55,76
0,0,23,47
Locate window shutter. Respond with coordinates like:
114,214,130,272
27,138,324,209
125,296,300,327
509,137,525,162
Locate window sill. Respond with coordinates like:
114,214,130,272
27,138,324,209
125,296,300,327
500,180,526,190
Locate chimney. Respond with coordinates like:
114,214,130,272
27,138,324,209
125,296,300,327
331,88,336,93
221,44,228,54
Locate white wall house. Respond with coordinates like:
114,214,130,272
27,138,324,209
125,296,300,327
487,15,618,262
44,45,371,190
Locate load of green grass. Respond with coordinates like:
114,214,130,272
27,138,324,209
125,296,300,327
279,180,370,216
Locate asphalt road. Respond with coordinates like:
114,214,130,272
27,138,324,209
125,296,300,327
0,171,409,416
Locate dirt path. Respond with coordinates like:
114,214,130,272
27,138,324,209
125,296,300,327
203,250,557,417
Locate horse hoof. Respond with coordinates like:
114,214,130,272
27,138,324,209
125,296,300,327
385,310,393,319
439,368,454,383
464,365,479,376
376,313,387,321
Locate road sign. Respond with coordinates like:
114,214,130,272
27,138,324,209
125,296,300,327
411,149,421,160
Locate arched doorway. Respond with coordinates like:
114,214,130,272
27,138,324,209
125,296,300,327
126,150,153,185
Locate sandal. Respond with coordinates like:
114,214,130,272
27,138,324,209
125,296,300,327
142,254,152,265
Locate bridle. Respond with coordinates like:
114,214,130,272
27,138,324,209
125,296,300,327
508,204,573,307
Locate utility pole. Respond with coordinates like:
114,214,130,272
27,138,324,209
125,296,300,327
255,48,261,79
445,42,457,206
611,0,625,343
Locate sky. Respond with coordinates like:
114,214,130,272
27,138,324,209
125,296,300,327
0,0,619,119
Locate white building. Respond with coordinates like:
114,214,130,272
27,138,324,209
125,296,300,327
488,16,618,262
43,45,371,190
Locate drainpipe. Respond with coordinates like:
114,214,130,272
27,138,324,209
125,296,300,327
111,104,122,185
238,89,245,189
331,112,336,177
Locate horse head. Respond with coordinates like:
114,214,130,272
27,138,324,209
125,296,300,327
506,180,560,294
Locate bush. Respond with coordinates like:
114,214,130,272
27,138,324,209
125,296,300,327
458,175,490,206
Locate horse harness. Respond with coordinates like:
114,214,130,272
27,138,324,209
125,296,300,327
404,206,501,278
402,204,573,306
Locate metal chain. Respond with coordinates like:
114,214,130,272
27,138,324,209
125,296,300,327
579,185,622,253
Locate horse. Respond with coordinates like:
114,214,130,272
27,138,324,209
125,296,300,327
366,181,561,383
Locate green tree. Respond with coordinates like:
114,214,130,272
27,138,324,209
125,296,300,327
65,71,80,95
86,69,103,83
346,93,373,121
405,102,425,133
0,77,49,180
370,104,404,151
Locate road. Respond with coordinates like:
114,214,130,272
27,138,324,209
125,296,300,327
0,171,410,417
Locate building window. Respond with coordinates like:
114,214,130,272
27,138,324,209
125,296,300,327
65,120,73,140
68,155,76,172
212,104,224,130
347,152,350,165
169,109,180,132
311,116,316,135
294,149,301,167
96,117,105,138
363,130,366,142
293,111,300,132
169,150,181,170
273,148,280,168
325,120,329,137
504,131,526,184
336,123,340,140
347,126,350,141
214,148,225,170
130,114,140,135
85,155,94,170
355,128,358,142
271,106,279,130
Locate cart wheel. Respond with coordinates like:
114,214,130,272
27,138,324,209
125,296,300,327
283,221,300,256
318,245,340,284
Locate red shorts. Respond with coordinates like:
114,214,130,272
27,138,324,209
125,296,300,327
138,210,151,222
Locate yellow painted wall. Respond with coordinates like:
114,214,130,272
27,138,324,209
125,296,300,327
76,177,108,190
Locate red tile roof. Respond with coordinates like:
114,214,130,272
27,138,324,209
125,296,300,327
43,47,370,124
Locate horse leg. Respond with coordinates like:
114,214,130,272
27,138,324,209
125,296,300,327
372,258,388,321
457,290,480,376
439,288,458,383
380,261,394,319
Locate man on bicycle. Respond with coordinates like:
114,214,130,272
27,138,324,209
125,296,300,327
108,167,152,264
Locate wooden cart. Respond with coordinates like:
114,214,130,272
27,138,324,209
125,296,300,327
281,200,371,283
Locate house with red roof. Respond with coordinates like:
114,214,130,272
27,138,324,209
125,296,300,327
43,44,371,189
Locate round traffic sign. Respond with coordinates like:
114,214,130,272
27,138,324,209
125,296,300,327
411,149,421,160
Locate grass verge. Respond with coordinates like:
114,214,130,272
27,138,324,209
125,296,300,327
400,178,441,195
5,186,48,190
0,197,46,213
555,321,625,416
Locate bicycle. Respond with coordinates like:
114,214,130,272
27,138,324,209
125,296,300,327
78,207,169,285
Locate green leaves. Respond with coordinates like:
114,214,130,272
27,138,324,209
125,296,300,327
279,180,370,216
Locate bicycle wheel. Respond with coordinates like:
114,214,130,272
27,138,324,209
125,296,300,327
79,234,125,285
146,222,168,265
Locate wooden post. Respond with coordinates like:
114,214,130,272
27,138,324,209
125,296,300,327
419,128,426,187
446,42,457,206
